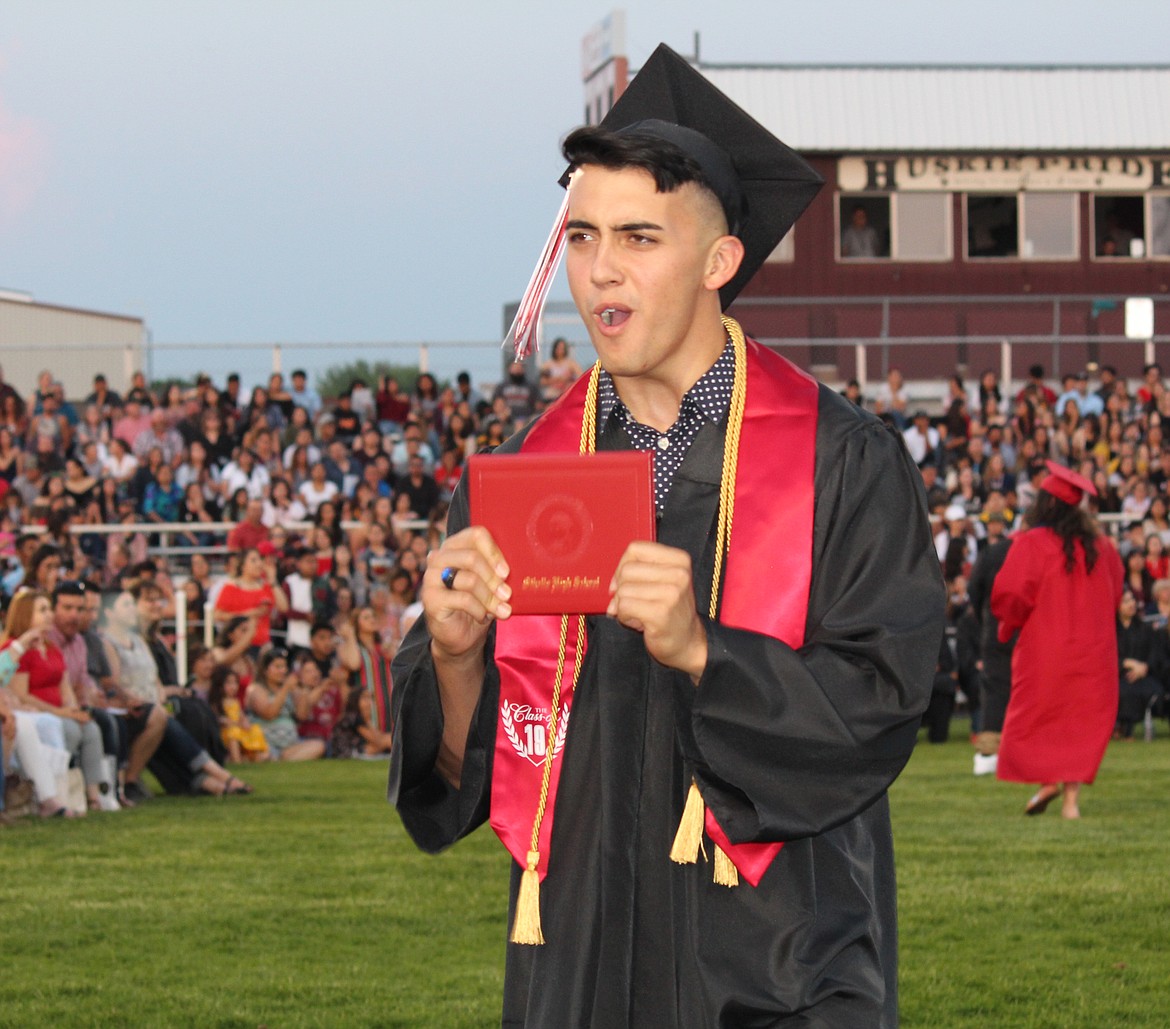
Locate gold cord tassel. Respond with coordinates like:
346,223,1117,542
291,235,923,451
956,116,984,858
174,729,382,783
713,846,740,887
670,779,706,864
510,850,546,945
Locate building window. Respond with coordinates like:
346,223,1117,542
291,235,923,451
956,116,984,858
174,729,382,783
894,193,951,260
1093,194,1145,257
837,193,949,261
966,193,1078,260
765,228,795,263
1151,195,1170,258
966,195,1018,258
838,196,889,259
1022,193,1078,259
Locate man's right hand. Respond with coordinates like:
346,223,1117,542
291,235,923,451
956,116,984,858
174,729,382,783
423,526,512,664
422,526,511,790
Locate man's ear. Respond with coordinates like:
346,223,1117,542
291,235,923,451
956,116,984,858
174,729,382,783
704,235,745,293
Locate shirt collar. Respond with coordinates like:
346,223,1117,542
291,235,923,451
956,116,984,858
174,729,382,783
596,337,735,433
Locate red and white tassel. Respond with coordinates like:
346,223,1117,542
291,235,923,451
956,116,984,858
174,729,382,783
503,188,571,361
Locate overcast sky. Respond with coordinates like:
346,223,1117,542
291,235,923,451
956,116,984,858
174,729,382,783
3,0,1169,362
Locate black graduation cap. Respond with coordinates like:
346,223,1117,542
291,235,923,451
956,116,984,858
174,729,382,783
583,42,823,309
506,43,822,357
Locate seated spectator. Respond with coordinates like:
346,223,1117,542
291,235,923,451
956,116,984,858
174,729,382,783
184,643,215,702
493,361,540,425
1116,591,1163,739
293,660,344,755
1124,548,1155,613
331,391,362,442
221,448,270,501
245,649,324,761
389,421,435,477
263,477,306,529
331,687,392,759
0,623,81,818
100,589,251,796
227,497,271,552
142,463,183,525
213,546,288,649
298,462,339,516
376,376,411,436
902,410,940,468
288,369,321,419
338,606,393,738
396,455,440,521
101,435,138,489
1146,534,1170,581
85,373,122,419
113,400,152,449
539,338,583,403
207,666,268,763
196,407,234,468
132,408,183,465
280,548,317,656
1,589,108,811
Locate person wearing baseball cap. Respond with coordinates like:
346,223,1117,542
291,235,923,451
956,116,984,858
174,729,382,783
389,44,943,1026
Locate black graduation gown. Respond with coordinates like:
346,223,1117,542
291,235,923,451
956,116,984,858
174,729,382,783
389,385,944,1028
967,539,1014,732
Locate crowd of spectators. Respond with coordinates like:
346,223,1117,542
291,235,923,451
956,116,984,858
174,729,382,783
860,361,1170,743
7,346,1170,820
0,342,583,823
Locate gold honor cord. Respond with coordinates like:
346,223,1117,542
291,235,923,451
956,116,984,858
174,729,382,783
669,316,747,887
511,319,748,945
510,369,598,945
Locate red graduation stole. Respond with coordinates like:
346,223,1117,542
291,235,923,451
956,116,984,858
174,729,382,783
489,338,818,886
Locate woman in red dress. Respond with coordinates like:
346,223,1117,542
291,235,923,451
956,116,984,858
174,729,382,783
213,547,288,649
992,462,1124,819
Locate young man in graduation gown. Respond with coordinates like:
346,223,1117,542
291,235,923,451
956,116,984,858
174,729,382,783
389,45,944,1028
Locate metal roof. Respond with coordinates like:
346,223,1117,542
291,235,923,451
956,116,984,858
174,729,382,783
695,65,1170,153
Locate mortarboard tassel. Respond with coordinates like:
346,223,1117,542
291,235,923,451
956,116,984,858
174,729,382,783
510,849,546,945
713,846,740,888
502,187,572,361
669,778,706,864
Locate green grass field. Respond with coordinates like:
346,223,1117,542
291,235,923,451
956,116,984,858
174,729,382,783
2,726,1168,1028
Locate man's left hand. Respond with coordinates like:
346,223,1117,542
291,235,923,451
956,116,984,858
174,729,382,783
608,541,707,685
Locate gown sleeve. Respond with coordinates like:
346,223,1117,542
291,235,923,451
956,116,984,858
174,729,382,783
990,534,1042,642
387,466,499,853
674,406,946,843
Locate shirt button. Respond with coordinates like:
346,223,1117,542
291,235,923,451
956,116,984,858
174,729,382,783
657,437,671,450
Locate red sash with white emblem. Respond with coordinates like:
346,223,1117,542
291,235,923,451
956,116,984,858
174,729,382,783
489,339,818,886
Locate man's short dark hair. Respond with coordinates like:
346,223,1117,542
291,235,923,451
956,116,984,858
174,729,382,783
52,579,89,603
1028,364,1045,379
310,621,334,638
562,125,718,210
292,369,307,380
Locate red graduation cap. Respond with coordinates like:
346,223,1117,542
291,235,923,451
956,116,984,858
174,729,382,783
1039,460,1097,505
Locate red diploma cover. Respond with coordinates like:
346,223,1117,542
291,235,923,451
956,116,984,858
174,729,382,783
468,451,655,614
490,339,819,887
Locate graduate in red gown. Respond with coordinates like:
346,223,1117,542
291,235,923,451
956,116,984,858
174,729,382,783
991,461,1124,818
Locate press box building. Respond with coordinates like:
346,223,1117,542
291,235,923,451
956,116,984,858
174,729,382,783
583,43,1170,387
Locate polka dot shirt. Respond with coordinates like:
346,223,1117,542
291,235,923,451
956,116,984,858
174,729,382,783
596,339,735,514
